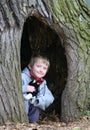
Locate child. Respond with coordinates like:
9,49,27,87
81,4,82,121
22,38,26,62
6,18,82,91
21,55,54,123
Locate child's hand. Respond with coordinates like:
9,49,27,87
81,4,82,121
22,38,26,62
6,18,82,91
27,85,36,92
24,93,33,100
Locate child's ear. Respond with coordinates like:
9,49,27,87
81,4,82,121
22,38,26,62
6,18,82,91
28,64,31,70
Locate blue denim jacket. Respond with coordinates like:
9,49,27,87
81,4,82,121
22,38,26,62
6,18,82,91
21,67,54,113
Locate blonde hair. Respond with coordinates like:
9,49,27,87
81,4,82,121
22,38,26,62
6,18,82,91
29,55,50,69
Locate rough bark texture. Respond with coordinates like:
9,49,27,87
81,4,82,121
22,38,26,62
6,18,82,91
0,0,54,124
0,0,90,124
0,0,27,124
47,0,90,122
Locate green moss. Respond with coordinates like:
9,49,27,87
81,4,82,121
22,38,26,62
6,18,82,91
84,110,90,116
72,127,81,130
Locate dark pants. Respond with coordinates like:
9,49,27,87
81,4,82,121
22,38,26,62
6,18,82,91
28,104,40,123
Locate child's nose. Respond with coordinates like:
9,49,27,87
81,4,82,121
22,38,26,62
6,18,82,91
40,69,43,73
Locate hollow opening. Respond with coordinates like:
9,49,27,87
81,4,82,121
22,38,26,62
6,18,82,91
21,16,67,120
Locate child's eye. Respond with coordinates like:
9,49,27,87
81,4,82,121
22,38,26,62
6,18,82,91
43,67,47,70
36,65,41,67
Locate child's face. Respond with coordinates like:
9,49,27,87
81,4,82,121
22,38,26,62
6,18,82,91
31,59,48,78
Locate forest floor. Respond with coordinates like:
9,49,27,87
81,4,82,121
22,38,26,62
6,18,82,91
0,116,90,130
0,114,90,130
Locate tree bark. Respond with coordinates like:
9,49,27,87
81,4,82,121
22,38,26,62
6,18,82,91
0,0,53,124
47,0,90,122
0,0,90,124
0,0,26,124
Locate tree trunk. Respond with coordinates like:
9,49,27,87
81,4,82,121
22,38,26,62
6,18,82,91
0,0,54,124
0,0,26,124
47,0,90,122
0,0,90,124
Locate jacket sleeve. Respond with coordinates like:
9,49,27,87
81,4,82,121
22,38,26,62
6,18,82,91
31,81,54,110
21,72,30,93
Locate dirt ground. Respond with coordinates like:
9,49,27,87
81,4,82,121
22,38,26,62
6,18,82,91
0,116,90,130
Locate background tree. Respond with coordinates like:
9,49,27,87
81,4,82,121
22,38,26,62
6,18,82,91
0,0,90,124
